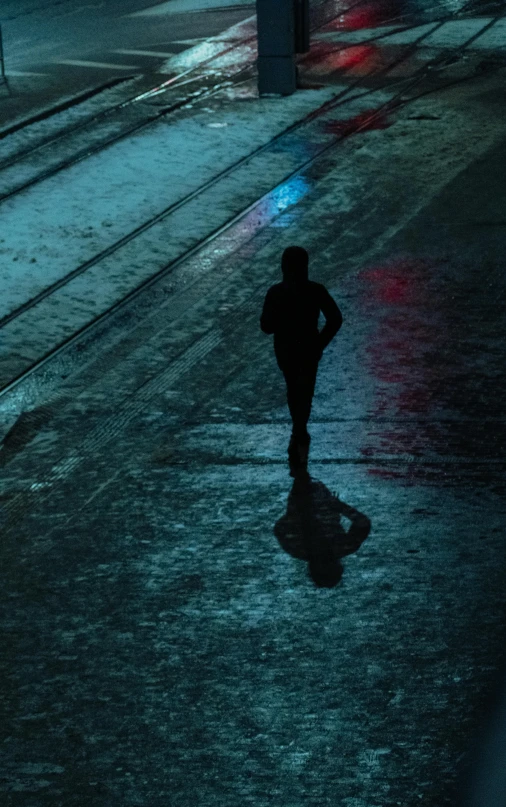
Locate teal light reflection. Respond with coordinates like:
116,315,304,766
235,174,312,239
257,174,312,228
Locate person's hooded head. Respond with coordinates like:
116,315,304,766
281,246,309,284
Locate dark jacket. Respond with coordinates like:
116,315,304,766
260,278,342,367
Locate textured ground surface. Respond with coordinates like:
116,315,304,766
1,5,506,807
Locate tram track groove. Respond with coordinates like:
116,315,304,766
0,0,497,341
0,4,500,447
0,0,504,522
0,135,500,527
0,0,372,172
315,7,506,140
0,0,491,195
0,70,253,203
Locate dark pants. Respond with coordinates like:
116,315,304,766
279,356,319,439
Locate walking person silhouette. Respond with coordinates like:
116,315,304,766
260,246,343,471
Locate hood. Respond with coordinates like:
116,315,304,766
281,246,309,283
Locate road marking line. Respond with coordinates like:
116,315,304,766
128,0,255,15
113,48,177,58
54,59,138,70
4,69,48,76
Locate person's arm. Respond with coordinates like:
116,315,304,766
260,287,278,334
318,287,343,352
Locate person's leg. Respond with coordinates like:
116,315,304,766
294,361,318,438
282,366,299,432
282,359,319,466
280,365,299,466
292,361,318,467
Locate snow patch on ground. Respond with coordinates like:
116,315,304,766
0,85,338,321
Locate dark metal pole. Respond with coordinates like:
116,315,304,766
256,0,296,96
294,0,310,54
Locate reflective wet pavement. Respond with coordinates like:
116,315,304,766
2,3,506,807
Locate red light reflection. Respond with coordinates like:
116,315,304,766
324,0,404,31
306,42,380,76
334,44,379,70
323,109,391,137
356,259,453,472
360,264,418,306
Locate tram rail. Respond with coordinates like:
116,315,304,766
0,0,504,404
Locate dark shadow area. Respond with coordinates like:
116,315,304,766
0,388,73,469
455,654,506,807
0,77,11,97
0,404,55,467
274,472,371,588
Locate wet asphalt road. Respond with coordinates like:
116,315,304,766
1,1,506,805
0,0,482,119
0,0,256,126
1,0,255,72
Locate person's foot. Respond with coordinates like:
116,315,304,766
298,434,310,466
298,439,310,466
288,431,310,467
288,434,300,465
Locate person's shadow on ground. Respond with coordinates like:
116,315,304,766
274,473,371,588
